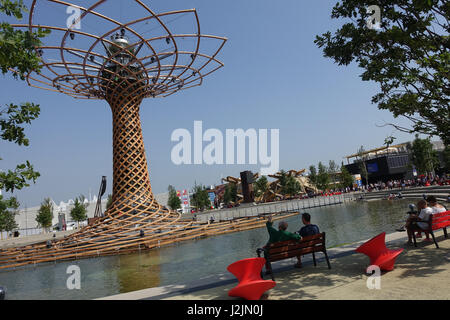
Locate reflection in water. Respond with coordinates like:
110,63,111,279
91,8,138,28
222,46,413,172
0,199,413,300
116,250,161,292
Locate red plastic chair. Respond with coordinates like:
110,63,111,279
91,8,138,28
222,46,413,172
355,232,403,271
227,257,276,300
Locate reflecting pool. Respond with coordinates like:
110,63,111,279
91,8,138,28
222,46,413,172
0,199,413,299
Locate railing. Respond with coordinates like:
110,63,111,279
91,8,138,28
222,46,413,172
196,193,354,223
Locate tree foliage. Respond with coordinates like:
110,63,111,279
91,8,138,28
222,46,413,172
315,0,449,145
70,195,88,227
167,185,181,211
223,183,237,205
254,176,268,198
443,145,450,172
0,1,49,233
105,194,112,210
0,0,50,78
356,146,369,186
316,162,331,191
308,165,318,187
281,175,301,197
191,184,211,211
339,165,355,189
36,197,53,231
328,160,339,187
409,134,440,175
0,194,18,239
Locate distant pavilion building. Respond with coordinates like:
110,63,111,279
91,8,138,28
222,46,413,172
344,141,446,184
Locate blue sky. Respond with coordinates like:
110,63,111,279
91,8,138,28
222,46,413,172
1,0,419,207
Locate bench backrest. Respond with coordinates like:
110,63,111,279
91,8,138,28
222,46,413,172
430,210,450,231
266,232,326,262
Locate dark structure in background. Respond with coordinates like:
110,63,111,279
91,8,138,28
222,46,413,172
344,141,446,184
240,170,255,203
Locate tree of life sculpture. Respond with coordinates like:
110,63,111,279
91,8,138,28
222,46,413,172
0,0,300,269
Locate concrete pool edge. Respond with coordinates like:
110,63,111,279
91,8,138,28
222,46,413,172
98,231,410,300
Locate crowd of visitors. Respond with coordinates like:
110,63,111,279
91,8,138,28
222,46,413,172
364,175,450,192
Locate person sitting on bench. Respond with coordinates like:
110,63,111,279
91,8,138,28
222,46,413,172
263,215,301,272
427,195,447,214
295,213,320,268
406,199,433,245
297,212,320,237
266,215,300,244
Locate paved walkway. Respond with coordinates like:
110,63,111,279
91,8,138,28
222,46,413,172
0,230,77,249
100,231,450,300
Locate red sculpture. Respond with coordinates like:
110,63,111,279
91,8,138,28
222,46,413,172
227,258,276,300
356,232,403,271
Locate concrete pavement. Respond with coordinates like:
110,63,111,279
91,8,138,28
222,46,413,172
100,230,450,300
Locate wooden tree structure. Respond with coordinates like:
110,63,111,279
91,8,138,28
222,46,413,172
220,170,318,204
0,0,299,270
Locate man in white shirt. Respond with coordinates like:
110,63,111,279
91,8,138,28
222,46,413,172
406,200,433,245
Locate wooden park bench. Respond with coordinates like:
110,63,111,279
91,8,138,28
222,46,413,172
413,210,450,248
256,232,331,281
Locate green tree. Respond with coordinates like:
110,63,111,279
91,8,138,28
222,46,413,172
410,134,439,175
384,135,397,155
0,195,18,239
281,175,301,198
167,185,181,211
105,194,112,210
308,165,318,187
70,195,88,228
254,176,269,198
191,184,211,211
316,162,331,191
443,145,450,173
278,170,288,189
0,1,49,231
315,0,449,145
339,165,354,189
356,146,369,186
35,197,53,232
223,183,237,205
328,160,339,188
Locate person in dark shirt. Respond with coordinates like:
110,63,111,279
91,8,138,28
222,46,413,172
298,213,320,237
295,213,320,268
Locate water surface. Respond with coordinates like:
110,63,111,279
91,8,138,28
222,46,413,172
0,199,413,299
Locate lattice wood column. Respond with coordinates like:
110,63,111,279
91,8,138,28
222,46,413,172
108,96,150,214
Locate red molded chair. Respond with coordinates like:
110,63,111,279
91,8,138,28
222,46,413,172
227,257,276,300
355,232,403,271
